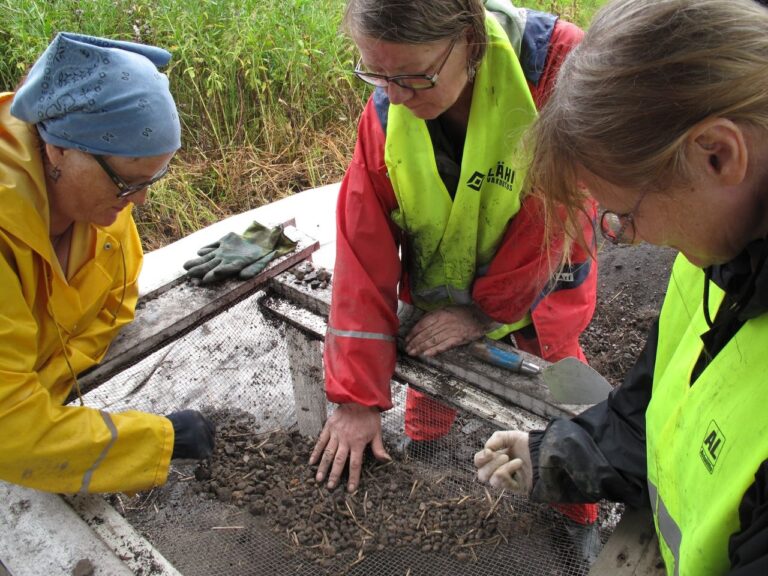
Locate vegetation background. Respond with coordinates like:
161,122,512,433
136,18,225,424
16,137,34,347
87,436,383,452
1,0,605,250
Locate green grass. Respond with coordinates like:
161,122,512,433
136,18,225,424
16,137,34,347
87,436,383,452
1,0,605,249
542,0,606,27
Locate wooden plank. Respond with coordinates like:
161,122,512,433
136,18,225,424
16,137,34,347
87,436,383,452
266,270,583,419
414,345,581,419
590,508,665,576
394,355,547,432
77,227,318,396
285,325,327,437
65,494,182,576
268,268,332,316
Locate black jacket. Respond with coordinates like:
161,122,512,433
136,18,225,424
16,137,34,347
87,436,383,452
528,240,768,575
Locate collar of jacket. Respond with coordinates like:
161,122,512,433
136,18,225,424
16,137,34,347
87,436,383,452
0,92,59,263
707,237,768,322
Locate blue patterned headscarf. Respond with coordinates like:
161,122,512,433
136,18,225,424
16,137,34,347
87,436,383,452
10,32,181,157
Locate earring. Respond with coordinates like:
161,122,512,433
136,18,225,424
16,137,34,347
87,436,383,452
49,165,62,182
467,63,477,82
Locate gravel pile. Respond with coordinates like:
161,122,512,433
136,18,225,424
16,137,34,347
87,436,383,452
289,261,331,290
192,414,532,573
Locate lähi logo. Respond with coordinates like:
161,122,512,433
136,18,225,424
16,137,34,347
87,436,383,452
466,161,517,192
486,160,516,191
466,171,485,191
699,420,725,474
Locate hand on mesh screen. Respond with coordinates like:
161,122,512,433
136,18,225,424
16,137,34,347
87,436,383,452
309,403,391,493
183,221,297,284
167,410,216,460
474,430,532,493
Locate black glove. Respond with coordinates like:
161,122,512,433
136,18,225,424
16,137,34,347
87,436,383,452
167,410,216,460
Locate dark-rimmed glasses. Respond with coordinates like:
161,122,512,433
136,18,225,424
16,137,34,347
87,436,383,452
353,37,457,90
599,191,648,245
93,154,169,198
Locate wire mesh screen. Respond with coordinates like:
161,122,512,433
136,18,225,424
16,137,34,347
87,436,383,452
79,279,618,576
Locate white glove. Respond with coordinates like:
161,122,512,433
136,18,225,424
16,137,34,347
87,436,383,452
474,430,532,493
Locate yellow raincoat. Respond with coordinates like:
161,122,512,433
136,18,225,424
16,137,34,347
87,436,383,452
0,92,173,494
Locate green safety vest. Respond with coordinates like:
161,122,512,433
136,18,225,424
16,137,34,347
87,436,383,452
647,254,768,575
385,14,537,312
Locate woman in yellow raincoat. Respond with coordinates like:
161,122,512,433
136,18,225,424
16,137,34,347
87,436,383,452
1,32,214,494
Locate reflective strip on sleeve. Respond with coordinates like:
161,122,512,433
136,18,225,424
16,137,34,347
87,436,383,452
327,326,395,343
79,411,118,494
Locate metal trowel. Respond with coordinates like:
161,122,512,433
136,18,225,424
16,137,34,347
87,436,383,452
467,339,613,405
541,356,613,405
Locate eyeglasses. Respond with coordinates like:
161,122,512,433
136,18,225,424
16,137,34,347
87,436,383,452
92,154,170,198
599,191,648,245
353,37,458,91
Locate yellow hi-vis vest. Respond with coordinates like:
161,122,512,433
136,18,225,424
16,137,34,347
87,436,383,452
647,254,768,575
385,14,537,311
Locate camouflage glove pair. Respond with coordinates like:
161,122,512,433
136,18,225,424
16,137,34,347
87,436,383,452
183,221,297,284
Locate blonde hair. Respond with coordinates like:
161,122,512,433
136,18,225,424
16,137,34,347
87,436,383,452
343,0,487,72
529,0,768,244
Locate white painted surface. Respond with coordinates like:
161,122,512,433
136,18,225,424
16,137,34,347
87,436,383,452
0,481,133,576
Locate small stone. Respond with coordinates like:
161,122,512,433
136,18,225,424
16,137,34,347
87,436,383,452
253,484,267,495
249,501,265,515
72,559,94,576
215,487,232,502
320,544,336,558
194,467,211,481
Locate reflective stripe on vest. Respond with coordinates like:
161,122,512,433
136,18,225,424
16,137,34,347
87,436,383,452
647,254,768,574
385,14,537,311
648,480,682,576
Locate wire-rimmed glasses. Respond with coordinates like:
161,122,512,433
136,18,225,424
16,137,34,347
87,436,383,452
353,37,458,91
92,154,169,198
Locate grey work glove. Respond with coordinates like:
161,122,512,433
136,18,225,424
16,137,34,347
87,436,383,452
474,430,532,493
167,410,216,460
183,221,297,284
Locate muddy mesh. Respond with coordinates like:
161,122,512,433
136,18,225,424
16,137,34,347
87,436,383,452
79,284,619,576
